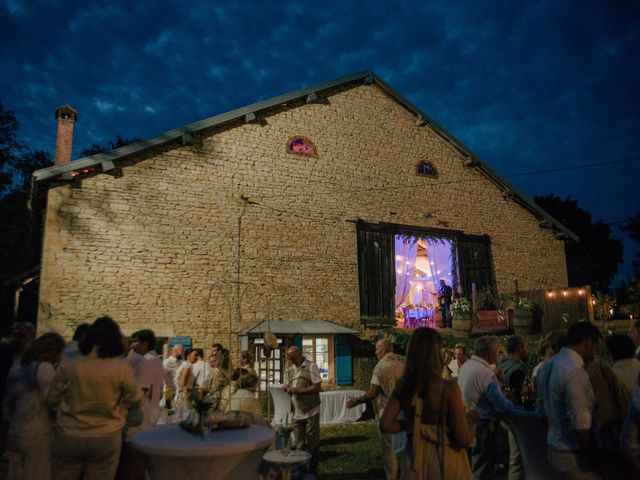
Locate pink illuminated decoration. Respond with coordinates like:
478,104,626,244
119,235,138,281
287,137,317,157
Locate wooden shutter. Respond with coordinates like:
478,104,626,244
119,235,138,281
356,221,395,327
457,234,495,299
334,335,353,385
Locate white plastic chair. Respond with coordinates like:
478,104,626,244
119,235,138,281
269,383,292,427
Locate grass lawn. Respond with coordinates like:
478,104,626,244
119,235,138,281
318,420,391,480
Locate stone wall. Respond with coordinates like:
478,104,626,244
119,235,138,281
37,82,568,348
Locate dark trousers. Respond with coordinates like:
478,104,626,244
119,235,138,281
293,413,320,474
441,304,452,328
471,419,508,480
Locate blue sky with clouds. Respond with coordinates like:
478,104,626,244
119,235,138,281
1,0,639,282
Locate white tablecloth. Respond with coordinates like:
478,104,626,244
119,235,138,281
132,424,274,479
319,389,366,425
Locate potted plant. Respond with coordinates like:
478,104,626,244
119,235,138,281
511,296,536,334
452,298,473,333
475,290,509,329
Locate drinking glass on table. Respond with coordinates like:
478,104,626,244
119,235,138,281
290,431,298,455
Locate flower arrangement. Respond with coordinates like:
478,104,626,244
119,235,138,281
514,296,535,311
452,298,472,314
179,388,215,436
189,387,215,414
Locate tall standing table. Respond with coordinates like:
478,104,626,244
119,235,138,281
131,424,274,480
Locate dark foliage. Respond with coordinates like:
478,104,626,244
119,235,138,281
0,101,136,283
0,103,51,283
535,194,623,293
617,211,640,316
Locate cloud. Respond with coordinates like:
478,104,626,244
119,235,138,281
93,98,124,113
0,0,638,281
143,30,178,55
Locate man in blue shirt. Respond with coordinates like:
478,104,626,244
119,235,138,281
536,321,602,479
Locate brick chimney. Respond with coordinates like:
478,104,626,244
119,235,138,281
54,104,78,166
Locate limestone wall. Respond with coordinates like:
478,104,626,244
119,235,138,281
37,82,568,346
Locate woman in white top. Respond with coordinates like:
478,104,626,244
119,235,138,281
5,332,66,480
172,348,197,420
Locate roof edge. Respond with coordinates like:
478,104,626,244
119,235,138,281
31,70,578,241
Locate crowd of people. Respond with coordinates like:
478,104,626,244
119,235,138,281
1,315,640,480
0,316,263,480
358,321,640,480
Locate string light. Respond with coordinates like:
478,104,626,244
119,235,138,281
545,288,591,300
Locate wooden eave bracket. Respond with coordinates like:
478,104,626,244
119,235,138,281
100,160,115,172
539,220,553,229
181,132,193,145
463,157,477,167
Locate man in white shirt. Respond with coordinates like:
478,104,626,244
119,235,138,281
536,321,602,479
347,338,404,480
121,329,165,478
191,348,212,390
606,333,640,392
283,346,322,475
163,343,184,398
458,336,515,480
448,343,468,378
127,330,165,429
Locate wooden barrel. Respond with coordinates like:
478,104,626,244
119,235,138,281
513,308,535,334
452,311,472,333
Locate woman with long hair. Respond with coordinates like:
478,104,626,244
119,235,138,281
381,328,473,479
213,348,234,411
238,350,256,376
46,316,142,480
5,332,66,480
172,348,198,421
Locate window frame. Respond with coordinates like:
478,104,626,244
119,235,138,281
301,335,335,381
356,221,496,326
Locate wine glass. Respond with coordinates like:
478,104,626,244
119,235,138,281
289,431,298,455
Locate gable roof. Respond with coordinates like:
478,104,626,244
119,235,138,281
31,70,578,241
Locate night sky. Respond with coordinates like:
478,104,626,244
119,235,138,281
2,0,639,283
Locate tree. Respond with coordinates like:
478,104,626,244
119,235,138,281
617,211,640,316
620,211,640,276
0,102,52,282
0,104,139,283
0,101,138,324
0,101,25,195
535,194,623,293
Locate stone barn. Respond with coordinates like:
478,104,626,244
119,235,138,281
31,71,575,387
